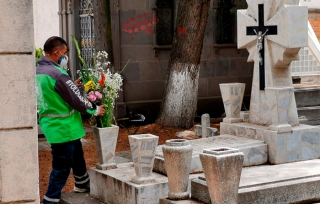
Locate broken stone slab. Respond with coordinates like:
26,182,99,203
191,159,320,204
193,125,218,137
90,163,199,204
153,135,267,175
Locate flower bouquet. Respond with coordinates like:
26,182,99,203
71,34,127,128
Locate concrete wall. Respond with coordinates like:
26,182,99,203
118,0,253,120
0,0,39,203
33,0,60,49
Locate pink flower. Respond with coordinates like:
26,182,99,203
87,91,97,102
94,91,102,99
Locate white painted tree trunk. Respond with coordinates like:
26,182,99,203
157,63,199,128
156,0,210,128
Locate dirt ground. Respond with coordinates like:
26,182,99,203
38,123,220,201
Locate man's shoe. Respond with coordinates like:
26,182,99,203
74,183,90,193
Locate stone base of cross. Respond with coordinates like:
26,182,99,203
237,0,308,127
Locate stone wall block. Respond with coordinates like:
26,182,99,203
0,55,36,129
0,0,34,52
0,128,38,202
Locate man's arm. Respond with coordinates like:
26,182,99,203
54,74,96,115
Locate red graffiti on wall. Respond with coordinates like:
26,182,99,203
121,12,157,35
177,27,187,35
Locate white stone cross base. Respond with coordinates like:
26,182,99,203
266,87,298,133
96,162,117,170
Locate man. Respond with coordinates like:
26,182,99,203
36,36,105,204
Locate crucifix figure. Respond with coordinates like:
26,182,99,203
246,4,277,90
254,28,268,66
237,1,308,125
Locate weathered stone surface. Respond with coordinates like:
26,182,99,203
240,111,249,122
200,148,244,204
0,55,36,129
191,159,320,204
265,87,298,129
154,135,267,175
90,163,199,204
0,0,34,52
162,139,193,200
221,122,320,164
201,114,210,138
0,128,38,202
207,127,218,137
193,125,218,137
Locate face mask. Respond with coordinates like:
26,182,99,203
58,52,68,67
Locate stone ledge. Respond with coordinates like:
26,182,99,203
191,160,320,204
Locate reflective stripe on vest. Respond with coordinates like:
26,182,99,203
39,110,75,118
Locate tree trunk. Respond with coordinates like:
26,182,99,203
156,0,210,128
93,0,114,64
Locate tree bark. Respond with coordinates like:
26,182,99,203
93,0,114,64
156,0,210,128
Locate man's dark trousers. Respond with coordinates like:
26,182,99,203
42,139,89,204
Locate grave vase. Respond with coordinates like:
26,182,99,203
129,134,159,184
219,83,245,123
162,139,193,200
200,147,244,204
92,125,119,170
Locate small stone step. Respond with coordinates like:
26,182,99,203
297,106,320,125
153,135,267,175
294,87,320,107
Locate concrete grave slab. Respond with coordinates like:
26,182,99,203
191,159,320,204
221,122,320,164
90,163,199,204
153,135,267,175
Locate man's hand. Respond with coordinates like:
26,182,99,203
75,78,83,87
97,104,106,116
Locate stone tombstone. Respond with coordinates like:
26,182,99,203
237,0,308,126
201,113,210,138
219,83,246,123
0,0,39,203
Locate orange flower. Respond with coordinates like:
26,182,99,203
99,72,106,87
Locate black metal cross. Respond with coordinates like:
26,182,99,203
246,4,277,90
